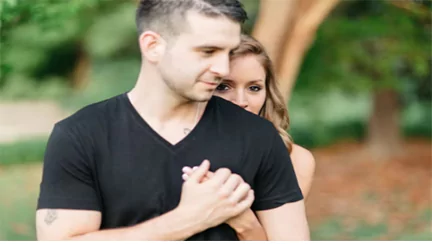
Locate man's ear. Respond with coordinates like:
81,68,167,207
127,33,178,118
138,31,166,63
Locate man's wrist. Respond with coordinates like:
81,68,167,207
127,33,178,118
170,206,208,238
131,206,207,240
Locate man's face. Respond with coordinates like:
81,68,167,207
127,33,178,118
158,11,241,102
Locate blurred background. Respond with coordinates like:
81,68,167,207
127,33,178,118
0,0,430,240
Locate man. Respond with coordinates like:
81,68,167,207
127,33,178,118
36,0,309,240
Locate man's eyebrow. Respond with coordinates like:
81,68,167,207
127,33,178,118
194,45,239,51
194,45,224,50
230,45,240,52
222,78,234,83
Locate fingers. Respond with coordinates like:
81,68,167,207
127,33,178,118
207,168,231,186
188,160,210,183
182,167,194,181
182,166,193,175
229,182,251,204
182,166,213,182
183,167,215,177
206,171,215,177
233,189,255,214
182,173,189,181
183,166,230,185
218,174,242,197
182,173,210,182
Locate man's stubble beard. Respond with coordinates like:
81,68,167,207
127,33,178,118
163,76,213,103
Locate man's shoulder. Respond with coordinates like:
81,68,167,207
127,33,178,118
211,96,276,132
55,93,124,133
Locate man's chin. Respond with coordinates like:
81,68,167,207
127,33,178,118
193,96,212,103
179,91,212,103
191,93,213,103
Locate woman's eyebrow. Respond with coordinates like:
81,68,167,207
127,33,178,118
248,79,264,83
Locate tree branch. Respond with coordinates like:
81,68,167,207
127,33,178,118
277,0,340,101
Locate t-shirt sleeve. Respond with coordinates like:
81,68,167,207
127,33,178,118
251,125,303,211
37,124,101,211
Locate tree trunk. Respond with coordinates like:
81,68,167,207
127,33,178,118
277,0,340,101
366,89,402,158
252,0,298,66
71,44,90,90
252,0,340,102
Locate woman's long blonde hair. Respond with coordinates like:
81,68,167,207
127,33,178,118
230,34,294,152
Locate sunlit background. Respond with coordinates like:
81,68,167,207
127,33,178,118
0,0,431,240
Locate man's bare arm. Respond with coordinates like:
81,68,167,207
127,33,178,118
36,207,204,241
37,209,99,240
256,200,310,241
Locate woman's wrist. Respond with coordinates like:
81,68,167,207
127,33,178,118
229,209,260,234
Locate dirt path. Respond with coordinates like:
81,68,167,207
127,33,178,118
0,101,68,143
306,139,432,240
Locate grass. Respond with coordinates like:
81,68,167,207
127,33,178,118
397,230,432,241
311,209,432,241
0,164,430,240
0,164,41,240
0,138,48,166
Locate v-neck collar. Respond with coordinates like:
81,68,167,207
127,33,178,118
121,92,214,153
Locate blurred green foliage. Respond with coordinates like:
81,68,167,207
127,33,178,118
0,138,47,166
296,1,431,94
0,0,138,96
0,0,430,149
291,0,431,146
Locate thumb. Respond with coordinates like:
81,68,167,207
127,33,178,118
188,159,210,182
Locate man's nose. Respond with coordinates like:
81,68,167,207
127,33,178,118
209,54,230,77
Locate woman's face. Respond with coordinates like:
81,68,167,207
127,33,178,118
214,55,267,115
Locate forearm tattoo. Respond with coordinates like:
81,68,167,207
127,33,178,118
44,209,58,225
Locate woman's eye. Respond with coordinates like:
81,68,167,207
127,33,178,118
249,86,262,92
216,84,230,91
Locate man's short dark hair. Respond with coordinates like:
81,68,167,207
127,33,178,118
136,0,248,38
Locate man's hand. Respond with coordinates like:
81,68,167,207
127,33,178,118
178,160,255,231
181,164,257,233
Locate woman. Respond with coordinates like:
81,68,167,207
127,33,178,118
182,34,315,240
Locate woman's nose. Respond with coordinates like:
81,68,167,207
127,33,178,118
234,92,248,109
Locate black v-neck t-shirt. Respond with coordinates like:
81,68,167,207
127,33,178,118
38,93,303,240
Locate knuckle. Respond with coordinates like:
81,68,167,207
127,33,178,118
227,197,237,206
182,181,191,189
231,174,241,182
241,182,251,191
218,189,230,199
217,168,231,176
250,190,255,200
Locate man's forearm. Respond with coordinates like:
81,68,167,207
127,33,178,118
68,207,204,241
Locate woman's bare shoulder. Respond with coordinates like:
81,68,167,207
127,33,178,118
290,144,316,175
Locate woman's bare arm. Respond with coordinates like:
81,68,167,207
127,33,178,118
291,144,316,199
